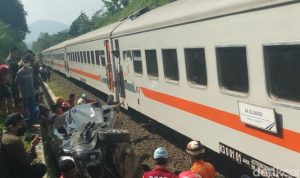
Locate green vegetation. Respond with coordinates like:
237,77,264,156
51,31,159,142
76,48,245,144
0,0,28,63
32,0,175,55
47,79,69,99
69,12,91,37
91,0,175,29
0,0,29,40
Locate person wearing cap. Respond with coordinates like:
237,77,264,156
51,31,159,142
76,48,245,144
15,56,37,125
142,147,178,178
1,113,47,178
77,93,87,105
186,141,216,178
0,64,13,116
77,93,96,105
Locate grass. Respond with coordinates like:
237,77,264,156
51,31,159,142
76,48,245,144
47,79,69,99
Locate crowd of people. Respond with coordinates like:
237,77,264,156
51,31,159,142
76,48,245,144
0,48,50,120
0,48,217,178
0,48,50,178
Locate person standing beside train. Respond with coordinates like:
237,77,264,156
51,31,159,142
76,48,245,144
186,141,216,178
15,56,37,125
142,147,178,178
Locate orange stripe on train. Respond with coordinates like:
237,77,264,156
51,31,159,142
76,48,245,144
140,87,300,153
69,67,100,81
53,63,100,81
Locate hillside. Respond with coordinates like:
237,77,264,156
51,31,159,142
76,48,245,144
25,20,68,48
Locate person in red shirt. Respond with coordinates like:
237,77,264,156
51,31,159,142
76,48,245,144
143,147,178,178
186,141,216,178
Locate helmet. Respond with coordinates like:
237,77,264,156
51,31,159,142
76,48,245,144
81,93,88,99
186,141,205,156
179,171,202,178
153,147,168,159
77,98,86,105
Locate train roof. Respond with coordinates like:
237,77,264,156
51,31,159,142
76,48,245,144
51,40,72,50
112,0,296,37
66,22,122,46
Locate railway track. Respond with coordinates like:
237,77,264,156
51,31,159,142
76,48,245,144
45,71,255,178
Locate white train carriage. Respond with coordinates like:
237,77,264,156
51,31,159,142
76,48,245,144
64,22,123,96
42,47,53,67
43,0,300,176
111,1,300,176
49,40,70,75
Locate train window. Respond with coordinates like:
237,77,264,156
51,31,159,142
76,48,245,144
216,46,249,93
133,50,143,74
185,48,207,86
91,51,95,65
87,51,91,64
80,51,83,63
162,49,179,81
83,51,87,63
145,50,158,78
264,45,300,102
95,50,100,65
100,50,106,66
77,52,80,63
123,50,132,61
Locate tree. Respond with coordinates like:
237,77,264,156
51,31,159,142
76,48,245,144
69,12,91,37
0,21,26,63
102,0,129,14
0,0,29,40
32,33,51,55
32,30,70,55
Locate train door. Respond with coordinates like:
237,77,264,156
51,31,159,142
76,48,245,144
113,39,128,109
104,40,114,92
64,48,70,77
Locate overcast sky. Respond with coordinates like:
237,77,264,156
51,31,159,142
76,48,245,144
22,0,104,25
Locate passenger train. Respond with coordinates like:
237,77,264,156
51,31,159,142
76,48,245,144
42,0,300,177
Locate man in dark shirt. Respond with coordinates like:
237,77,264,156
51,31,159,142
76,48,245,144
1,113,47,178
15,56,37,125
